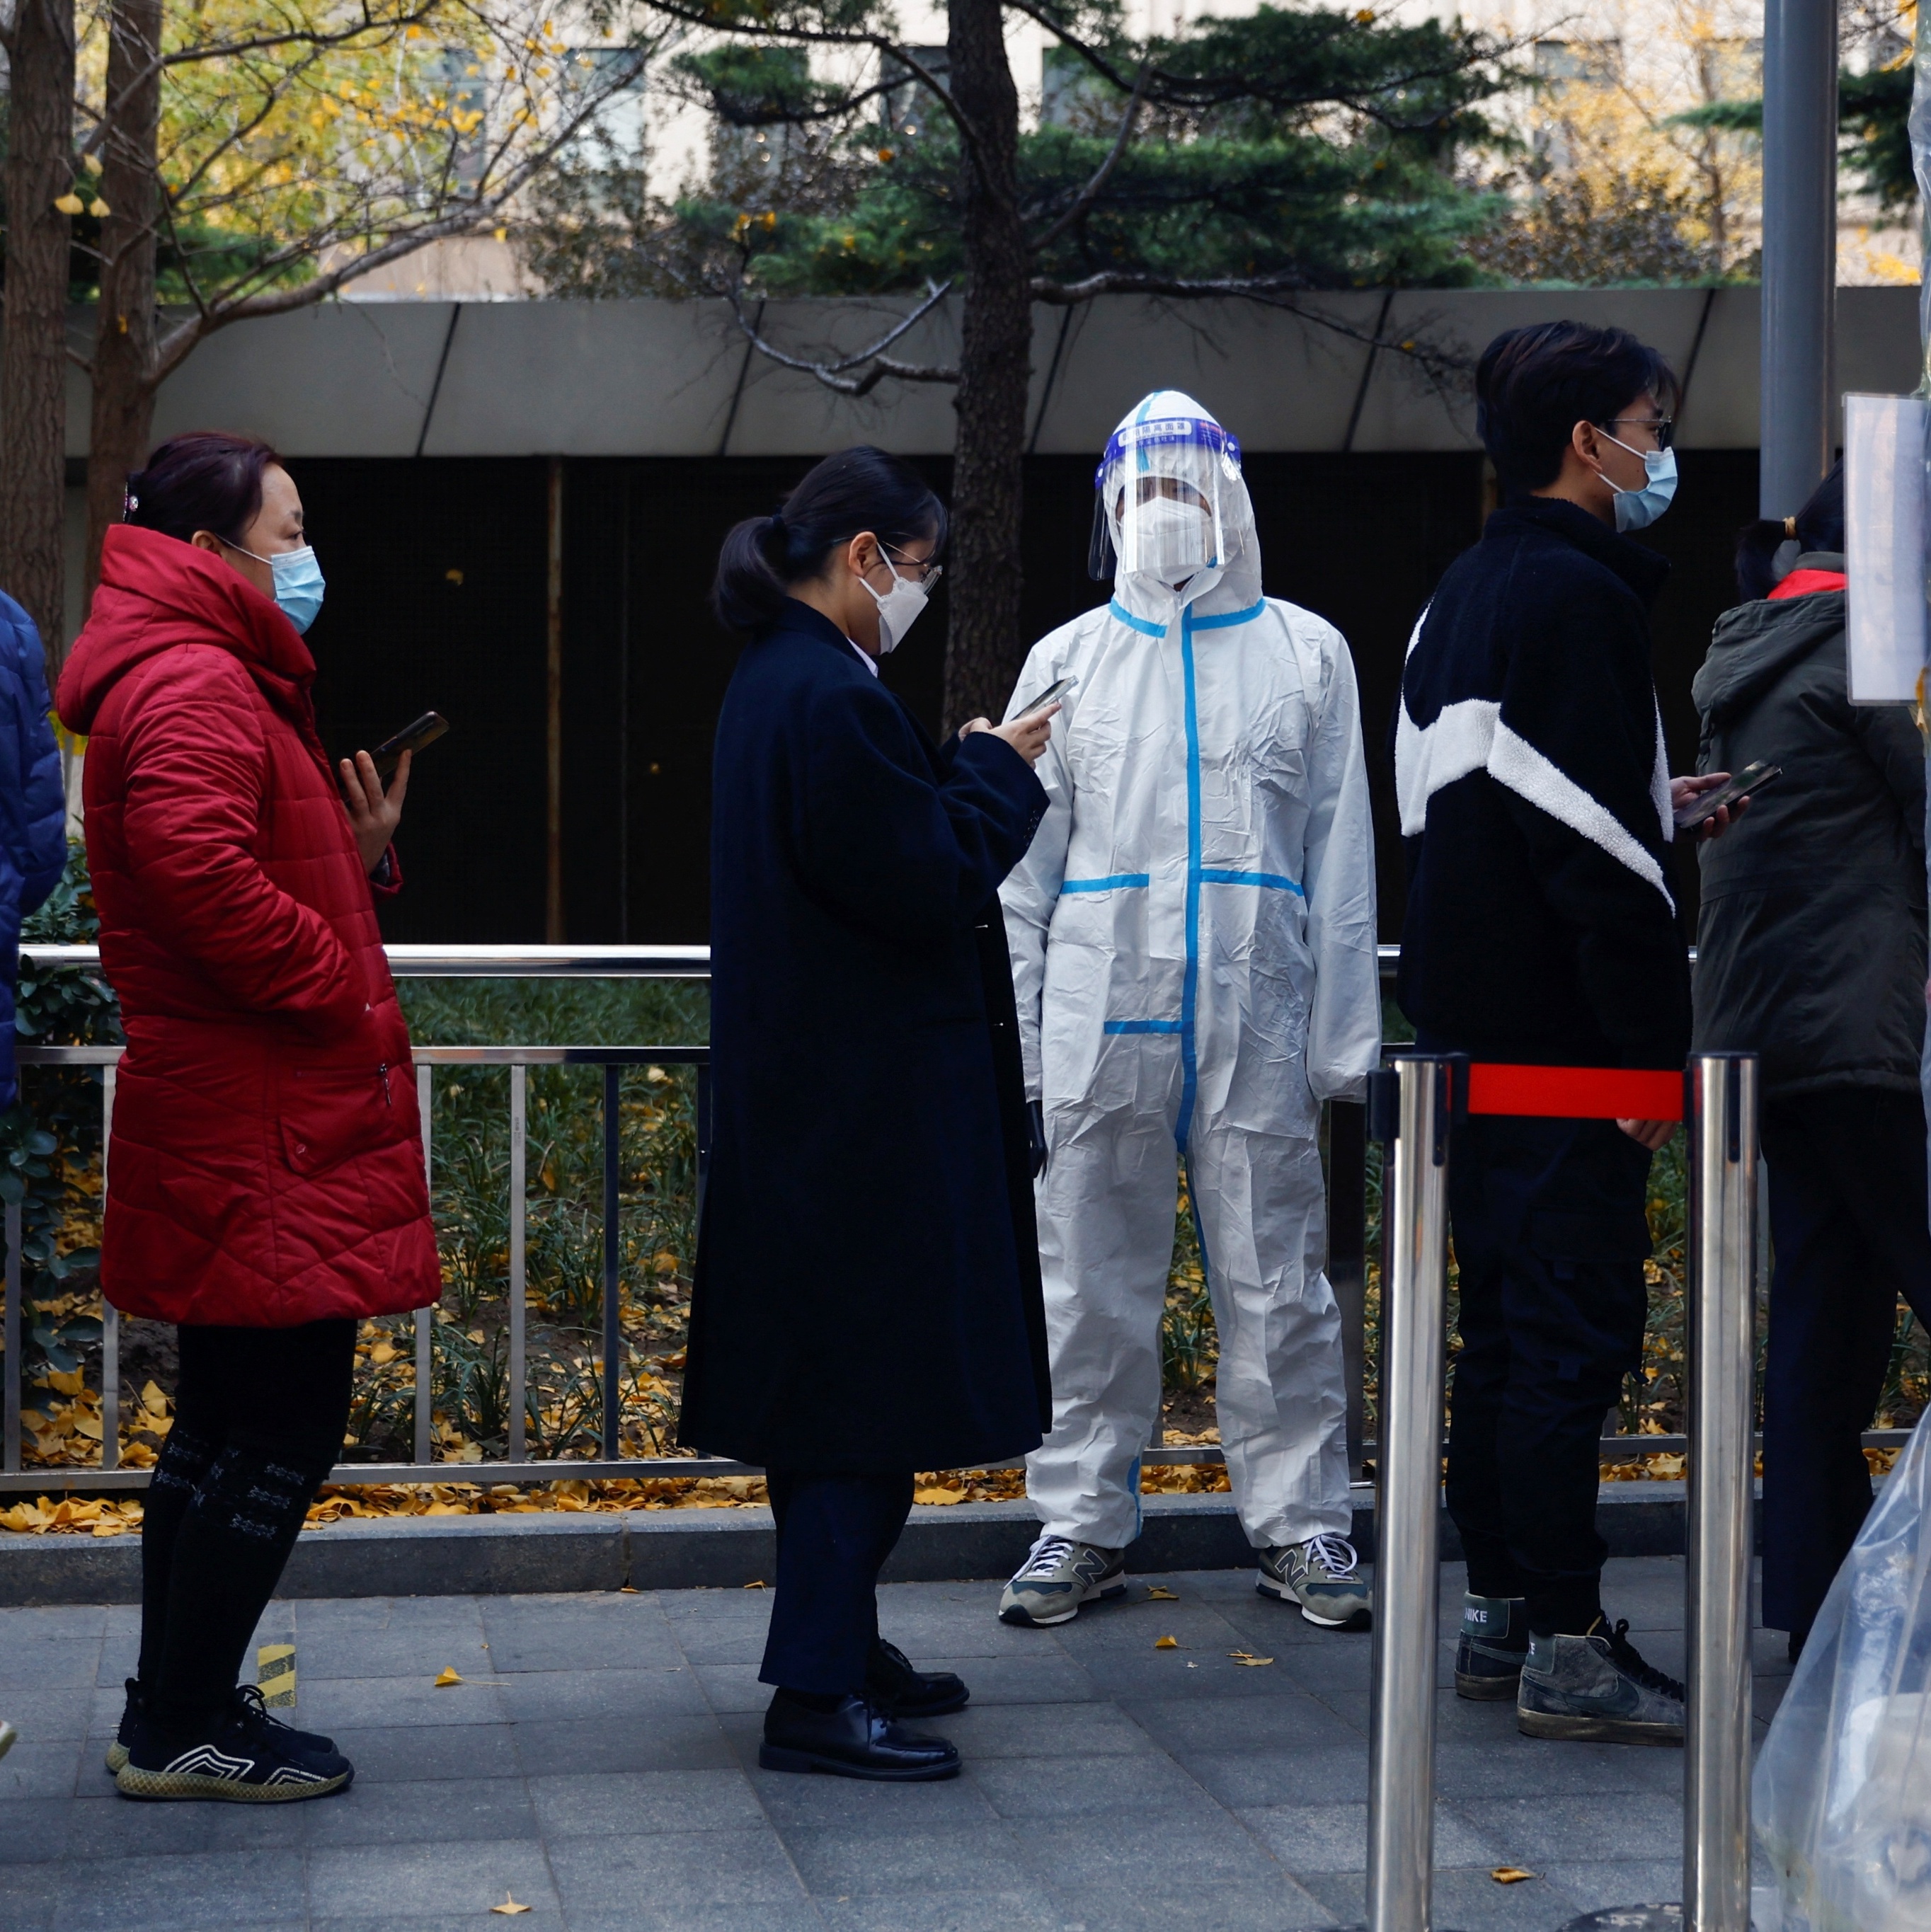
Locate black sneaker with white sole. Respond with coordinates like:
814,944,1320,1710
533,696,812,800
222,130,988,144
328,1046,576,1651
108,1680,336,1776
116,1686,353,1802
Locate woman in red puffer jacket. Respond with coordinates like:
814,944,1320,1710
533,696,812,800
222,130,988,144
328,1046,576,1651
57,432,439,1805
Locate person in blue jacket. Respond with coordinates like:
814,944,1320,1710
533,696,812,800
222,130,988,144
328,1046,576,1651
0,592,69,1105
0,587,67,1772
677,447,1056,1783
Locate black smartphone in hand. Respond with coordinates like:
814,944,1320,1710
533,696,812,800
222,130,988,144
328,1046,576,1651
1674,759,1780,831
371,711,449,781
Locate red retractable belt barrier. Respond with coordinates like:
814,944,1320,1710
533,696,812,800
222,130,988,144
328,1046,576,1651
1464,1062,1683,1121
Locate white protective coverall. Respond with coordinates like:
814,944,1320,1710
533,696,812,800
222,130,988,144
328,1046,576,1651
999,391,1381,1553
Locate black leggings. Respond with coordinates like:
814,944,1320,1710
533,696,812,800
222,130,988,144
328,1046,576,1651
139,1319,357,1730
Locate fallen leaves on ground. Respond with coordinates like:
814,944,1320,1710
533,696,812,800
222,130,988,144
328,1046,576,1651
1154,1635,1179,1650
1491,1868,1536,1885
1228,1651,1274,1667
0,1495,143,1536
490,1897,532,1915
433,1668,463,1687
1145,1586,1179,1600
1599,1452,1688,1483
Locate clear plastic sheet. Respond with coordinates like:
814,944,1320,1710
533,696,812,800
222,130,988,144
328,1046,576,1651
1755,1418,1931,1931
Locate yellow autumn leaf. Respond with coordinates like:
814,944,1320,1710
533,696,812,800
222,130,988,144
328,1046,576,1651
913,1485,965,1505
433,1668,463,1687
88,198,110,218
1491,1868,1536,1885
1229,1651,1275,1667
54,192,84,215
743,1579,765,1589
141,1381,168,1417
1154,1635,1179,1650
1145,1586,1179,1600
43,1368,84,1396
490,1898,532,1915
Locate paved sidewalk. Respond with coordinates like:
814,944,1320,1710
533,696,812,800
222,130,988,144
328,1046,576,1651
0,1556,1787,1931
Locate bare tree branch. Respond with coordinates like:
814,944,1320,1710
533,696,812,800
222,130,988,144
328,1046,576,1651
726,277,959,395
1028,58,1149,253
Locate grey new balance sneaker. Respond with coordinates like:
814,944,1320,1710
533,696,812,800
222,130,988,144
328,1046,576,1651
999,1534,1127,1627
1516,1617,1685,1745
1257,1534,1372,1631
1455,1592,1528,1700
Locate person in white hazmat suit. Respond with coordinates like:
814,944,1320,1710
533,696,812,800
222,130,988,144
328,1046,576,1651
996,392,1382,1631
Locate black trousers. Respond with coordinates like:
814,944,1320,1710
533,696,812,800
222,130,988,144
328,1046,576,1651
1444,1115,1654,1636
140,1320,357,1727
1760,1087,1931,1641
759,1469,914,1698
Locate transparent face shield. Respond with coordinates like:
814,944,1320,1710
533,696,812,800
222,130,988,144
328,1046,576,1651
1087,416,1245,583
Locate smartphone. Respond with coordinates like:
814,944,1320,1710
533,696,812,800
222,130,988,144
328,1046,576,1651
1673,759,1780,830
1021,675,1077,718
371,711,450,781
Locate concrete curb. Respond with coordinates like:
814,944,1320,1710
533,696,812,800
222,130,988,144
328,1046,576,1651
0,1482,1726,1606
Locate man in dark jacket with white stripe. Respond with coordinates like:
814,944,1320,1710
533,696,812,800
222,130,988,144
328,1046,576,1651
1396,321,1738,1746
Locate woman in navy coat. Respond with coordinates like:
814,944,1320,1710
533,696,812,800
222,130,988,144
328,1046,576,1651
680,447,1055,1781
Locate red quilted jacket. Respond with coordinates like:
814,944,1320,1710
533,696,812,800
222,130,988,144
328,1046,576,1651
57,526,440,1327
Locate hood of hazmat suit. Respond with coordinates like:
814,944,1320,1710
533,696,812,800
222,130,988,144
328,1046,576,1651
997,390,1381,1556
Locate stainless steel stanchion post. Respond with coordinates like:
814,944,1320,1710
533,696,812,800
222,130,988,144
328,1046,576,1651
1562,1052,1760,1932
1360,1053,1462,1932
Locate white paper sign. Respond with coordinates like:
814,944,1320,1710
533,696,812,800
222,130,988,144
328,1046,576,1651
1845,392,1930,705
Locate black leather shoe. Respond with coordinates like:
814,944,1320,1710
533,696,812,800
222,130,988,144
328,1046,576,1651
759,1692,961,1781
866,1638,969,1719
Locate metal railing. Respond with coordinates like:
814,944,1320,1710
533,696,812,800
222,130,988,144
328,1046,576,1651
0,943,1898,1502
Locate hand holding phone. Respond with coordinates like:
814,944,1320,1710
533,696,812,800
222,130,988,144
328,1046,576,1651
371,711,450,782
1020,674,1077,719
1673,760,1780,832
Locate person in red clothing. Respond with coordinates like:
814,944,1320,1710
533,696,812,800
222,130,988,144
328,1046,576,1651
57,433,440,1803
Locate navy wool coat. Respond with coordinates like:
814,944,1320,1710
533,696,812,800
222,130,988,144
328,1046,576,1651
0,593,67,1108
679,600,1053,1472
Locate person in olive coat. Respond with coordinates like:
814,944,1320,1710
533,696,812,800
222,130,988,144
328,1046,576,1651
1693,461,1931,1657
679,447,1055,1781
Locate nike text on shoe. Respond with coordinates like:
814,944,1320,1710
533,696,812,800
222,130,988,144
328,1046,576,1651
116,1687,353,1802
1257,1534,1372,1631
1516,1616,1685,1746
1455,1593,1529,1700
999,1534,1128,1627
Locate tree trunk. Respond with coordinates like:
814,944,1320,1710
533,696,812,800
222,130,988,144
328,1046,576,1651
85,0,164,609
941,0,1031,732
0,0,77,674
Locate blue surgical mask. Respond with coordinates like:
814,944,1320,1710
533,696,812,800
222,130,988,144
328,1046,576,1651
1599,432,1678,534
230,540,326,633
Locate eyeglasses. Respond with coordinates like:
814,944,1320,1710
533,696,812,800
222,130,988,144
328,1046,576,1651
883,544,944,588
1603,416,1675,452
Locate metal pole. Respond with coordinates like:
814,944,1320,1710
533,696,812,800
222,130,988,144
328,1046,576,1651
1364,1054,1456,1932
1759,0,1839,518
1564,1053,1759,1932
416,1064,434,1467
1685,1053,1759,1931
509,1063,527,1466
602,1064,621,1461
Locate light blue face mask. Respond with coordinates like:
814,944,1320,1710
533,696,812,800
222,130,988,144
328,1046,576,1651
230,539,326,633
1599,432,1678,534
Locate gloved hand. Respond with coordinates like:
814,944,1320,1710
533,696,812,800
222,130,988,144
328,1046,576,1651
1026,1099,1048,1178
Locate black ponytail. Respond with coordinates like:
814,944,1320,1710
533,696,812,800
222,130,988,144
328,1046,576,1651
711,446,946,633
1735,461,1845,603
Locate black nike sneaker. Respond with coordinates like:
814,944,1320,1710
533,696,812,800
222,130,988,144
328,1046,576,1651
108,1679,336,1775
116,1685,353,1802
1455,1593,1530,1701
